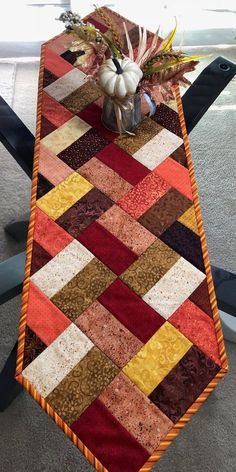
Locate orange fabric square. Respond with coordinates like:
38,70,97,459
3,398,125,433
27,282,71,345
34,207,73,257
154,157,193,200
169,299,221,365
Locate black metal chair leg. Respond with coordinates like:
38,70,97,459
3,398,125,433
0,253,26,411
0,251,26,305
211,265,236,318
4,212,30,242
0,342,23,412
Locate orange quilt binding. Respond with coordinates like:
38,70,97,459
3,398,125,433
15,22,228,472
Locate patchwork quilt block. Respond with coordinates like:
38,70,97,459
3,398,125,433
16,7,227,472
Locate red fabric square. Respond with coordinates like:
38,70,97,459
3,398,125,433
44,48,74,77
71,399,150,472
98,279,165,343
42,92,73,128
96,143,150,185
155,157,193,200
78,222,138,275
118,170,170,219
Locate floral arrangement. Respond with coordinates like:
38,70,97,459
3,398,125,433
58,8,202,133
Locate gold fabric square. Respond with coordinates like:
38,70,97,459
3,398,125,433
123,322,192,395
36,172,93,220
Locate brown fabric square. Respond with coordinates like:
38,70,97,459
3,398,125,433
121,238,180,296
46,346,119,425
149,345,220,424
60,81,102,114
58,128,109,170
51,258,116,320
139,188,192,237
56,187,113,237
170,144,187,167
114,118,162,155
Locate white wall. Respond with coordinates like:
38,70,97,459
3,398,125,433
70,0,236,36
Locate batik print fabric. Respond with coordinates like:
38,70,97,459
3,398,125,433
17,7,227,472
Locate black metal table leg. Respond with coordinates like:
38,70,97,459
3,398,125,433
0,96,34,178
182,56,236,134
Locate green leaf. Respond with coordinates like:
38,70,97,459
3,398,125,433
144,54,204,75
159,22,177,52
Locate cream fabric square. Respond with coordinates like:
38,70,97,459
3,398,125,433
41,116,91,155
143,257,206,318
44,68,87,101
22,324,93,397
133,128,183,170
31,239,94,298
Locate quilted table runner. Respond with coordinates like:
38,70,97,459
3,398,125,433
16,7,228,472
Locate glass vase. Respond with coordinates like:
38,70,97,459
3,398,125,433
101,93,142,134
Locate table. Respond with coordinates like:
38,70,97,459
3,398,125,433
15,8,228,472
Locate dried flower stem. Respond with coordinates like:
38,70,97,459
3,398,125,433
95,6,123,52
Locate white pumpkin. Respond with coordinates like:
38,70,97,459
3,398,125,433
98,57,143,99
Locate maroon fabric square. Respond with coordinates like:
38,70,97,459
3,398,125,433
98,279,165,343
78,103,117,141
22,326,46,370
96,142,150,186
170,144,187,167
149,345,220,423
40,116,57,139
61,50,85,65
36,174,54,199
151,103,183,137
189,279,213,318
56,188,113,238
30,241,52,275
58,128,109,170
160,221,205,273
78,222,138,275
43,69,58,88
71,399,150,472
86,16,109,33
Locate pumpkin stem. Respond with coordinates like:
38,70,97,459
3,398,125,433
112,57,123,74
